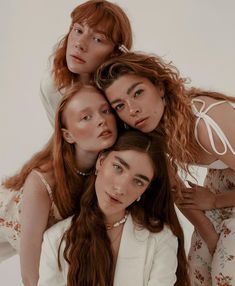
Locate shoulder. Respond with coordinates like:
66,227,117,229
40,70,56,94
43,216,73,247
150,225,178,247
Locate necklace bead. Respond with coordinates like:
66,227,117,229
76,169,92,176
106,213,128,230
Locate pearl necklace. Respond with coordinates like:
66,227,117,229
106,213,128,230
76,169,92,177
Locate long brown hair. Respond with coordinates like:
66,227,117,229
2,83,91,218
61,130,190,286
53,0,133,89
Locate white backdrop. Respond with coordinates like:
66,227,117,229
1,1,235,285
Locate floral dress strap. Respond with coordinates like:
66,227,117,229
32,170,53,201
191,98,235,156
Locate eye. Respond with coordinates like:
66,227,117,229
113,103,125,112
93,36,102,43
102,107,112,114
81,115,92,121
74,25,83,34
112,163,123,173
133,178,144,187
134,89,143,98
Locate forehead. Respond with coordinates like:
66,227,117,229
106,74,150,97
66,88,108,112
107,150,154,176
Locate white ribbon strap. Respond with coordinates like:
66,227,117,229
192,98,235,155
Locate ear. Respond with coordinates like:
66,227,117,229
95,152,108,171
158,84,165,98
61,128,75,144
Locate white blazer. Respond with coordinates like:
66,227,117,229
38,215,178,286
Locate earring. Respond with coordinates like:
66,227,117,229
162,96,166,106
124,123,129,130
136,196,141,202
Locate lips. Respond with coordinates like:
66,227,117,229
98,129,112,138
71,54,86,63
135,117,148,127
106,192,122,204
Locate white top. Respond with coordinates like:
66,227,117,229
192,98,235,169
39,71,62,126
38,214,178,286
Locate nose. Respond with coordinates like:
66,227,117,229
75,35,88,52
112,176,128,196
97,113,107,127
128,100,141,117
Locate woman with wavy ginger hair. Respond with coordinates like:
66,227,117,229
0,83,117,285
95,51,235,286
40,0,132,126
38,130,190,286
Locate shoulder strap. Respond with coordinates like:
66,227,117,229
192,98,235,155
33,170,53,200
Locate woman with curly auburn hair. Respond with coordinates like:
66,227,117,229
40,0,132,126
38,130,190,286
95,51,235,286
0,83,117,285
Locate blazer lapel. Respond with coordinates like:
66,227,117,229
114,215,150,286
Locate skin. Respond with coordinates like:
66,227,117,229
105,74,165,133
20,87,117,286
66,22,115,83
106,74,235,256
95,150,154,224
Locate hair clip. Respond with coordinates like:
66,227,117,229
118,44,129,53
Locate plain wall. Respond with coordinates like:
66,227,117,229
1,1,235,285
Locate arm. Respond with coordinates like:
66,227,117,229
148,229,178,285
20,172,51,286
170,171,218,254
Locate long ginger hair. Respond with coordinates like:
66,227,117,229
61,130,190,286
53,0,132,89
95,52,197,172
95,52,235,175
3,83,91,218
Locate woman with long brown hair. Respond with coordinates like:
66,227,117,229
0,83,117,285
95,51,235,286
38,130,190,286
40,0,132,126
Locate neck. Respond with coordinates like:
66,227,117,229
75,147,98,172
79,73,91,85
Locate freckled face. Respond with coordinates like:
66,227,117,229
66,22,115,76
63,86,117,153
95,150,154,220
105,74,165,133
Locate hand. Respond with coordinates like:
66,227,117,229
177,181,216,210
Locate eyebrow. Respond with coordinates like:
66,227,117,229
110,82,143,105
114,156,151,182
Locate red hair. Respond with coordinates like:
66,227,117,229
3,83,90,218
53,0,132,89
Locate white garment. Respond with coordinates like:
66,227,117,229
38,214,178,286
192,98,235,169
39,71,62,126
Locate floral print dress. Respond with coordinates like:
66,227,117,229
0,170,61,262
189,99,235,286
